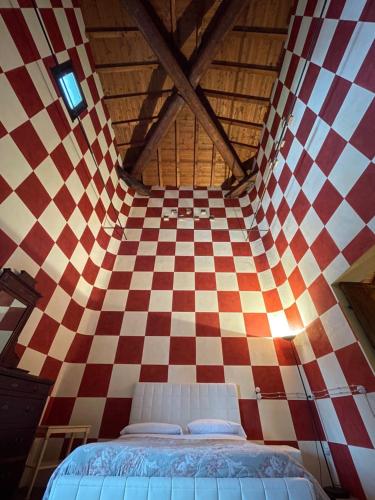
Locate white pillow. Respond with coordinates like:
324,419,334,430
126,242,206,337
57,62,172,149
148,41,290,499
120,422,183,436
187,419,246,437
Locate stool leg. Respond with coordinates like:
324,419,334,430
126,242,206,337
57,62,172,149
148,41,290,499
83,430,89,444
65,434,74,456
26,433,49,500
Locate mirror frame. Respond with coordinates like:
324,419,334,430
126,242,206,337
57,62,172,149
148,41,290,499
0,269,41,368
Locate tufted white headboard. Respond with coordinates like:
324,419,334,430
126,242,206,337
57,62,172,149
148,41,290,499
129,383,241,429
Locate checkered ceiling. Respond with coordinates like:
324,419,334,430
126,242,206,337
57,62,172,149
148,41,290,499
0,1,374,499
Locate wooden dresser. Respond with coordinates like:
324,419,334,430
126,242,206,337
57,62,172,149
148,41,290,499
0,367,53,499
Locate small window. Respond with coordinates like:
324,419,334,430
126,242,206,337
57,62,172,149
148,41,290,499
51,60,87,120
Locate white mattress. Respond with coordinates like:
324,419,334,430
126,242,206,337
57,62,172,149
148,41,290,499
130,383,241,429
48,476,316,500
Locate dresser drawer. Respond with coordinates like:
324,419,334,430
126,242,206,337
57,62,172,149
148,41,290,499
0,374,50,399
0,427,35,460
0,394,45,427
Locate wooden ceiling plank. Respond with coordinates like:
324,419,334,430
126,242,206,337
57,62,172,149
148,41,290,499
193,4,200,188
123,0,249,181
193,117,199,187
221,3,250,187
157,148,163,186
210,145,216,186
170,0,179,188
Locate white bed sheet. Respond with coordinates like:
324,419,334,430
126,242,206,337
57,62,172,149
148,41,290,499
118,433,302,463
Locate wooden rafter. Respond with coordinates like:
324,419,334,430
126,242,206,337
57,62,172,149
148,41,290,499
211,61,279,75
231,140,258,152
86,27,139,38
122,0,249,181
203,88,270,105
112,116,159,127
104,89,172,102
233,25,288,36
117,141,145,149
96,61,159,73
86,25,288,39
217,116,263,130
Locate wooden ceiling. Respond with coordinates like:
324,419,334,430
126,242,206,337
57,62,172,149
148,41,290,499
80,0,292,189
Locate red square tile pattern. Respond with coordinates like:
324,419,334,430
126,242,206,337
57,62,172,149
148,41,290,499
252,0,375,495
1,4,374,497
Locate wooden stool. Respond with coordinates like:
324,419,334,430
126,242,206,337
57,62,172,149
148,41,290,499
25,424,91,499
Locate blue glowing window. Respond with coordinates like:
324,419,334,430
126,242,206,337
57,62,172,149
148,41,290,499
52,60,87,120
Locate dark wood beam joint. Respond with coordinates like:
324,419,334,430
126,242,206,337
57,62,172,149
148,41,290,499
225,172,258,198
117,166,151,196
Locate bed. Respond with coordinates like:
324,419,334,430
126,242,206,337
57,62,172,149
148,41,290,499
44,383,328,499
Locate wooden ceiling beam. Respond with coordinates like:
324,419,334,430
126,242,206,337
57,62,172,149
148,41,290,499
217,116,263,130
103,89,172,102
204,88,270,105
122,0,249,181
211,60,279,75
96,61,159,73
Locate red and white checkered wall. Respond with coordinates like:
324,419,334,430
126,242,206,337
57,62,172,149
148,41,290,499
0,0,374,497
251,0,375,497
0,0,133,418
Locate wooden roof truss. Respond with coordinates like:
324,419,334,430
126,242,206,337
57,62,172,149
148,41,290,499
81,0,292,196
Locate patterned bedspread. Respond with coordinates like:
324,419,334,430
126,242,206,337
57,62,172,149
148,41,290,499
44,436,328,499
